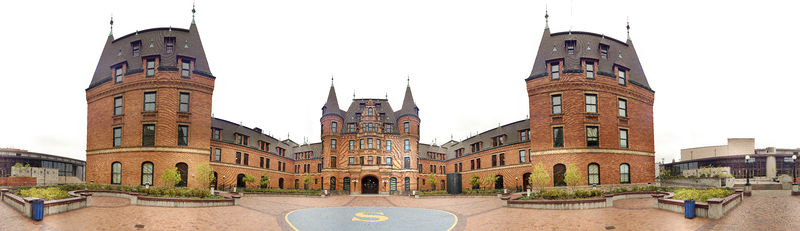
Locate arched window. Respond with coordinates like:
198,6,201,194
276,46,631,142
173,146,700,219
141,162,154,186
330,177,337,191
211,172,218,188
588,163,600,185
295,179,300,189
111,162,122,185
522,172,531,190
390,177,397,192
175,162,188,187
237,174,246,188
620,163,630,184
404,177,410,192
278,178,285,189
553,164,566,186
343,177,350,191
495,175,504,189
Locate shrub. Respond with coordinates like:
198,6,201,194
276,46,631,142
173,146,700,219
590,189,604,197
462,189,501,195
715,173,733,178
260,175,271,188
419,190,447,195
530,163,550,193
242,188,321,194
161,167,182,187
195,163,215,188
241,174,256,188
18,187,70,201
469,174,482,190
563,163,582,189
672,188,732,202
574,189,591,198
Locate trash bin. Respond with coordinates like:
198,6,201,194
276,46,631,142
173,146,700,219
684,199,695,219
31,199,44,221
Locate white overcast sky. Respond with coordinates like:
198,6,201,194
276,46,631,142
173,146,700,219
1,1,798,163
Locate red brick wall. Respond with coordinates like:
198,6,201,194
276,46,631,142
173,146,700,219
0,177,36,186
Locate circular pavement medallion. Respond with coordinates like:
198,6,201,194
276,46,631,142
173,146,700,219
285,207,457,231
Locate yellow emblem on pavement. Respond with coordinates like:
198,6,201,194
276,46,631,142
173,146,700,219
351,212,389,222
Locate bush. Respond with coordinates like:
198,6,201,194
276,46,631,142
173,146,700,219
462,189,501,195
18,187,70,201
672,188,732,202
574,189,591,198
540,190,569,200
715,173,733,178
419,190,447,195
242,188,321,194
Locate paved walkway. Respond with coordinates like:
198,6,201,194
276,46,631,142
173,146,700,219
1,194,798,230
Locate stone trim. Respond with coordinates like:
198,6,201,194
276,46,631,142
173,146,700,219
530,148,654,156
210,161,322,176
87,146,209,155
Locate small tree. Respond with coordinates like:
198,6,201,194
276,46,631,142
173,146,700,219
260,175,271,188
564,163,582,190
425,173,437,191
469,174,482,190
195,163,215,188
241,174,256,188
302,175,313,189
161,167,182,187
484,174,499,190
530,163,550,193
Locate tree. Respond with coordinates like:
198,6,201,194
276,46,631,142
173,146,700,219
195,163,215,188
529,163,550,193
302,175,313,189
425,173,437,191
564,163,582,190
484,174,499,190
469,174,482,190
241,174,256,188
260,175,271,188
161,167,182,187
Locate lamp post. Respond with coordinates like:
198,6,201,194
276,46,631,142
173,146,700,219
793,153,797,185
515,177,519,192
745,155,750,186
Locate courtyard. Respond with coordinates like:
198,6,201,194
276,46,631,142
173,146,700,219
1,193,798,231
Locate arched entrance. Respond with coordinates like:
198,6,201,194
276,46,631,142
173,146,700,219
175,163,188,187
553,164,566,186
495,175,504,189
361,176,379,194
236,174,246,188
278,178,285,189
212,172,218,189
404,177,410,192
522,172,531,190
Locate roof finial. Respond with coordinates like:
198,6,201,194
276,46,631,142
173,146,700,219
385,92,388,100
353,90,356,99
109,15,114,36
544,6,549,30
407,75,410,87
191,0,196,24
330,75,334,87
626,16,631,41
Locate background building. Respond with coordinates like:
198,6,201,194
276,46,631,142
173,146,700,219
665,138,799,179
0,148,85,184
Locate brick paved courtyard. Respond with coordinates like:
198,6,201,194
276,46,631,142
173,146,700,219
1,194,798,231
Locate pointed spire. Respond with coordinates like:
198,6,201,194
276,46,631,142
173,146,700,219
399,79,419,116
109,15,114,36
406,75,410,87
544,7,549,30
191,0,196,24
626,17,631,41
330,75,334,87
322,79,341,115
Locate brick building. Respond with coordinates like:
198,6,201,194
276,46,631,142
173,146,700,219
85,11,656,193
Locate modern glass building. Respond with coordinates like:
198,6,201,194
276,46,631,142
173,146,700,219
0,148,85,181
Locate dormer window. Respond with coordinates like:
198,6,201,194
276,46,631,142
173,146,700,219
375,103,381,110
368,107,374,116
131,41,141,57
355,113,362,121
600,44,609,59
359,103,365,110
618,68,627,85
566,40,576,55
165,37,176,53
114,65,124,83
550,62,560,80
585,61,595,79
180,59,191,78
379,113,385,121
145,59,156,77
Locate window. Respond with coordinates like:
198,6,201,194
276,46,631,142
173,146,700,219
111,162,122,185
386,157,392,166
519,150,526,163
586,126,599,147
553,127,564,148
566,40,576,55
368,156,374,165
214,148,221,162
492,135,506,147
143,92,156,111
142,124,155,146
331,139,337,150
141,162,153,186
176,125,189,146
260,157,264,168
586,61,595,79
114,96,123,115
235,152,241,165
330,156,337,168
266,158,270,168
376,139,381,150
331,122,338,133
553,164,566,186
492,155,497,167
551,94,562,114
146,59,155,76
404,139,410,151
367,123,373,132
476,158,481,169
470,159,475,170
367,138,373,149
385,124,392,133
114,66,124,83
181,59,191,78
368,107,374,116
620,163,630,184
259,141,269,151
600,44,609,59
212,128,221,140
404,157,410,169
585,94,597,113
113,127,122,147
618,69,626,85
499,153,505,166
618,99,627,117
620,129,628,149
359,156,364,165
588,163,599,185
550,62,560,80
235,133,249,146
349,157,355,165
360,139,364,149
470,142,482,153
165,37,175,53
404,122,410,133
179,92,190,112
386,140,392,151
348,123,355,132
131,41,141,57
349,140,355,150
519,129,529,141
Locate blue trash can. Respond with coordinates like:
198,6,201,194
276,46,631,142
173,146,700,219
31,199,44,221
684,199,695,219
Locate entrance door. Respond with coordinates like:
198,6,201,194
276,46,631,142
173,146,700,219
404,177,410,192
553,164,566,186
522,172,531,190
237,174,246,188
176,163,188,187
361,176,379,194
495,175,504,189
343,177,351,191
212,172,218,189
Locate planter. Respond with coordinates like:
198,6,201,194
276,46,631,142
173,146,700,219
71,190,236,208
504,191,664,210
654,190,743,219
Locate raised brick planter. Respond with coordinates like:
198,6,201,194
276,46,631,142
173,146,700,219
655,190,743,219
1,188,91,220
504,191,665,210
71,190,237,208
